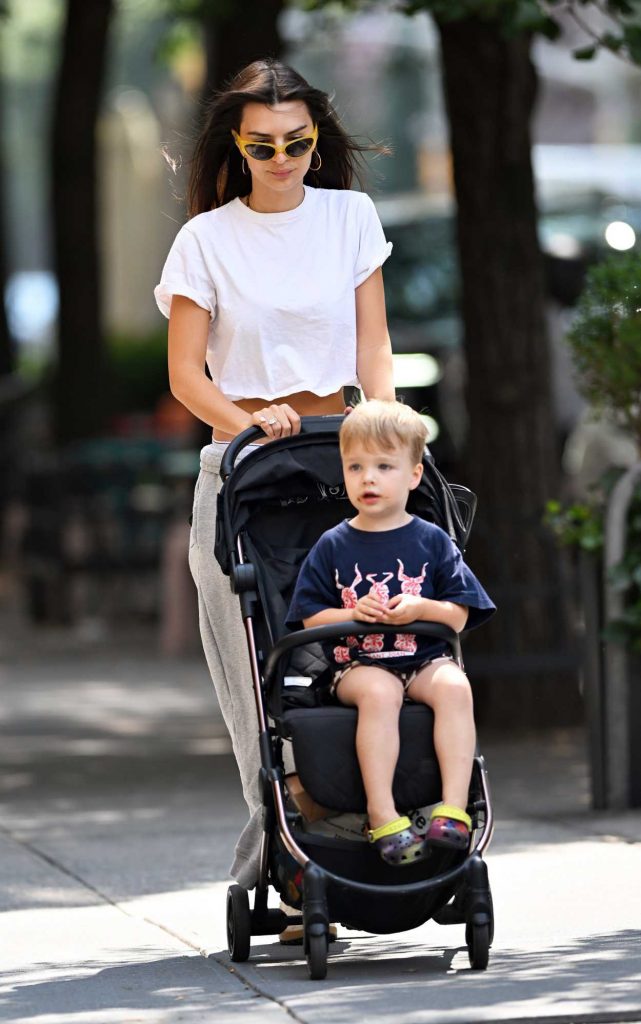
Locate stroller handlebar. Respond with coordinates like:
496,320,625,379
220,415,345,481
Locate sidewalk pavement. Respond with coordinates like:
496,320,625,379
0,609,639,1023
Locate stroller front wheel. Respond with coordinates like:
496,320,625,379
305,931,328,980
227,884,251,962
466,920,490,970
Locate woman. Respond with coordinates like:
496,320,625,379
154,59,395,894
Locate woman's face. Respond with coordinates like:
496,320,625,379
237,100,315,197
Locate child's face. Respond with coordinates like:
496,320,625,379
341,440,423,524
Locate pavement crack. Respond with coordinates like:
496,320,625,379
0,821,309,1019
209,953,308,1023
0,822,123,905
0,823,205,955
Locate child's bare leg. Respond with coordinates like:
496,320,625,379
405,658,475,810
335,665,405,830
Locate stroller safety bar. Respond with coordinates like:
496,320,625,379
263,620,462,686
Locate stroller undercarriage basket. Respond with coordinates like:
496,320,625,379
215,417,494,979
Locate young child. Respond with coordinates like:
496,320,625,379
286,401,495,866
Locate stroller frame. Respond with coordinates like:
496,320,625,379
218,419,494,979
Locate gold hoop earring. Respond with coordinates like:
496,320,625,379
241,157,248,175
311,150,322,172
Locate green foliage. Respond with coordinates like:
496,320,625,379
402,0,560,37
107,331,169,416
155,17,202,64
153,0,237,65
550,253,641,651
545,476,641,651
297,0,641,65
299,0,362,10
1,0,63,82
568,14,641,64
14,332,170,425
544,498,604,552
574,44,597,59
565,253,641,454
160,0,237,20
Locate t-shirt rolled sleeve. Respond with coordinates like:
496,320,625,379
353,193,393,288
432,532,496,632
154,225,217,320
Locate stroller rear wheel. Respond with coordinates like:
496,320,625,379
463,851,493,969
305,931,328,980
227,884,251,962
302,862,330,979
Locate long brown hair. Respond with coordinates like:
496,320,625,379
187,59,387,217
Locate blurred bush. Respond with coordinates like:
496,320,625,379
106,330,169,418
565,252,641,455
546,253,641,653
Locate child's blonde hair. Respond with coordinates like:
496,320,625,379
339,400,428,465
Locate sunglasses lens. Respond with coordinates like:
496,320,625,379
285,137,314,158
244,143,275,161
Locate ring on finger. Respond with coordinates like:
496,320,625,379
267,417,278,426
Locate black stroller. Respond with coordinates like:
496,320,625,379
215,416,494,980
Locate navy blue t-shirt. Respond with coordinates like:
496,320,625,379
286,516,496,669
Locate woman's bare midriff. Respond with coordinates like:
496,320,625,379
212,388,347,442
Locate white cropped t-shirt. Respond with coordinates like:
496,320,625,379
154,186,392,401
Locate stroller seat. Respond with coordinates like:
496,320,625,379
283,704,440,814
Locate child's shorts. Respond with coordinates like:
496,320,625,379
331,655,455,696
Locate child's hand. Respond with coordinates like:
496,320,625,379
353,593,387,622
384,594,424,625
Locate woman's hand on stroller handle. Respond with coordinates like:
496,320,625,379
251,403,301,439
220,414,346,479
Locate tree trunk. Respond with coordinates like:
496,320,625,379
0,75,13,380
51,0,114,443
202,0,285,95
437,18,580,726
0,65,18,551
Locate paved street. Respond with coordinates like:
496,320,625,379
0,615,640,1024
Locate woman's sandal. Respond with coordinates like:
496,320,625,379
424,804,472,851
367,815,427,866
278,901,338,946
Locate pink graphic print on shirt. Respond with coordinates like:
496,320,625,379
331,560,430,662
393,559,428,654
359,572,393,653
333,565,362,663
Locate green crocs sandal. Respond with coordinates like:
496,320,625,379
368,816,428,866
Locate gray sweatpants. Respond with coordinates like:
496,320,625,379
188,441,263,889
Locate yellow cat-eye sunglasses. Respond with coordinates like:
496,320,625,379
232,124,318,162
